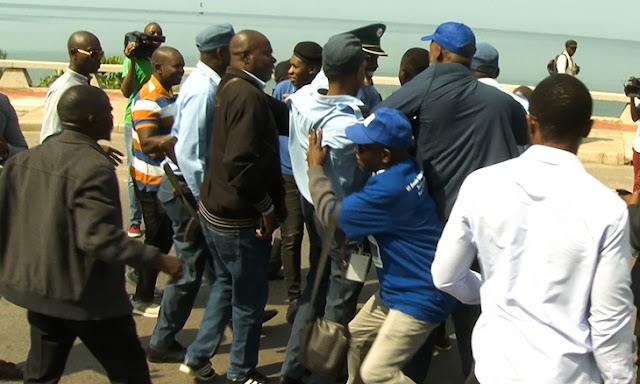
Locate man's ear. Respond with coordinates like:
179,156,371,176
526,114,538,143
381,148,392,165
582,119,593,138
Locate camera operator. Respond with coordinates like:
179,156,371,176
121,22,164,240
626,78,640,191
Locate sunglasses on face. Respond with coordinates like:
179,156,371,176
76,48,104,59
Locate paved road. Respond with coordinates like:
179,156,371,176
0,132,634,383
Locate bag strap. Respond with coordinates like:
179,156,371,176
308,208,339,308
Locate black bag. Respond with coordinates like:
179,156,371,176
296,211,350,376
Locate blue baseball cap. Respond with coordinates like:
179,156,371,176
420,21,476,58
471,42,499,74
345,108,412,149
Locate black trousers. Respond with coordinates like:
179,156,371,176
133,184,173,302
24,311,150,384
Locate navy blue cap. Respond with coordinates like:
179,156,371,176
421,21,476,58
345,108,412,149
196,23,235,52
471,42,499,74
346,23,387,56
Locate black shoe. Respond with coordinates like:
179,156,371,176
286,299,299,325
146,341,186,363
179,361,217,383
228,369,269,384
268,268,285,280
279,376,303,384
263,308,278,323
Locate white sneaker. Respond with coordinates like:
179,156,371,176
132,300,160,318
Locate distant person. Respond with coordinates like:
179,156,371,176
179,30,285,384
271,41,323,322
281,33,370,384
627,85,640,191
0,92,27,165
377,21,528,382
513,85,533,102
305,108,456,384
39,30,104,143
0,84,182,384
146,24,234,364
432,74,633,383
398,47,430,85
470,42,529,111
129,46,185,317
556,39,580,76
274,60,290,84
121,21,164,239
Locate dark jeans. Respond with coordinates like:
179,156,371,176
280,198,363,384
185,219,271,380
453,302,481,378
132,183,173,303
280,174,305,301
24,311,150,384
151,176,214,348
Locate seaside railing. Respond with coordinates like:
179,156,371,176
0,59,633,123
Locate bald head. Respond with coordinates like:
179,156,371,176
151,46,185,89
229,30,275,82
58,85,112,140
67,31,100,55
144,22,163,35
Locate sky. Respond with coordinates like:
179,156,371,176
4,0,640,42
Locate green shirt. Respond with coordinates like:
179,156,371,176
122,57,152,124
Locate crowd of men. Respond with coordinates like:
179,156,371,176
0,16,636,384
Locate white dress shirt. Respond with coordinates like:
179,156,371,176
432,145,633,383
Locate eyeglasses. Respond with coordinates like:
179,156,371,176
76,48,104,59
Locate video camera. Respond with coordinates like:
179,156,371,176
624,77,640,98
123,31,165,59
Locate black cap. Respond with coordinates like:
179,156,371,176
345,23,387,56
293,41,323,65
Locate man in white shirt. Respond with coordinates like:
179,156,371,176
40,31,103,143
556,39,580,76
432,74,634,383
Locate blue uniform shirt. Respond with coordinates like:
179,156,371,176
273,79,298,175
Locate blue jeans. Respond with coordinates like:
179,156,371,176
124,122,142,226
185,218,271,380
280,198,364,384
150,176,214,349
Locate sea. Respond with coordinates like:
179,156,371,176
1,2,639,117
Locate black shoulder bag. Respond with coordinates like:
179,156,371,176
297,211,350,376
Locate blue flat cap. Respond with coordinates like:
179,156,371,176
323,33,365,79
471,42,499,75
196,23,235,52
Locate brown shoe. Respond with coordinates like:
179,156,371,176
0,359,23,380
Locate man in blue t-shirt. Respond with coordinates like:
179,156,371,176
306,107,456,384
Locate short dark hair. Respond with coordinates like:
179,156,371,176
400,48,430,82
58,85,109,128
529,75,592,144
274,61,289,83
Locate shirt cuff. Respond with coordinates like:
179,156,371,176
253,194,274,216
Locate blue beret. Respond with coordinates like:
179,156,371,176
196,23,235,52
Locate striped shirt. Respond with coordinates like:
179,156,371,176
130,75,176,192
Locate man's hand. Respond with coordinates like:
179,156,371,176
307,128,328,167
124,41,137,59
154,254,183,283
619,190,640,205
256,211,278,240
100,145,124,166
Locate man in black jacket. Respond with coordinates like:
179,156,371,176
0,85,182,383
180,30,286,384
